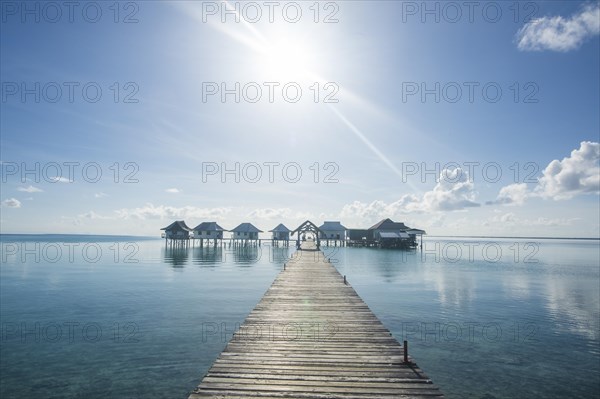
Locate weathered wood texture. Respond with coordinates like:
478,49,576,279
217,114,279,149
189,241,443,398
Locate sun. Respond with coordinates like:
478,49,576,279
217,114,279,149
259,38,318,82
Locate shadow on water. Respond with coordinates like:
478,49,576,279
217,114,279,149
321,246,420,283
229,246,261,266
162,244,295,268
191,246,224,267
270,245,294,267
228,245,294,267
161,246,190,268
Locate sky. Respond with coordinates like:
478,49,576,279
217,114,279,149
1,0,599,237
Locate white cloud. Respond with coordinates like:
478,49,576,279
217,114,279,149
535,141,599,199
490,212,517,223
165,188,181,193
94,192,108,198
340,196,424,223
340,200,391,220
245,208,316,226
488,213,579,227
2,198,21,208
340,168,479,224
247,208,292,220
418,168,480,211
491,141,599,205
64,211,115,226
51,177,73,183
516,4,600,52
115,203,231,220
425,214,446,228
79,211,109,220
17,185,43,193
530,217,579,227
487,183,529,206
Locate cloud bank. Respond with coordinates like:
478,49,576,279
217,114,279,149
115,203,231,220
516,4,600,52
341,167,480,222
536,141,600,199
491,141,599,205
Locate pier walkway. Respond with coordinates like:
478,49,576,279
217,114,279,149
188,241,443,398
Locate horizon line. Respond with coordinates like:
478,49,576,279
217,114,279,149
1,233,599,241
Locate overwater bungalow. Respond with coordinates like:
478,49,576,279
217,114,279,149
159,217,425,250
319,221,347,246
192,222,226,247
230,223,263,246
346,228,372,247
160,220,193,247
369,218,425,249
406,228,426,247
269,223,291,246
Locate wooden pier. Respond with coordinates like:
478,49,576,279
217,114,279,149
189,241,443,398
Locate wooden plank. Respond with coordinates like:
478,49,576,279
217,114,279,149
188,241,443,398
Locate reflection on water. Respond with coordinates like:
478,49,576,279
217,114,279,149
544,275,600,343
0,237,290,399
333,238,600,399
1,236,597,399
422,266,479,309
162,243,294,268
271,246,294,266
191,246,224,266
161,246,189,268
327,245,421,283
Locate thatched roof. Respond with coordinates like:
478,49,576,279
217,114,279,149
161,220,192,231
369,218,408,231
230,223,263,233
319,221,348,231
193,222,226,232
269,223,291,233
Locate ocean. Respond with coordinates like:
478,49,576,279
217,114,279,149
1,235,598,398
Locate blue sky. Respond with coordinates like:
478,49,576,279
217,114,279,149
1,1,599,237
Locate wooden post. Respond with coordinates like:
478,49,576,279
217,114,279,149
403,340,408,363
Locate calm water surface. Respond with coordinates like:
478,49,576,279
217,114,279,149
1,235,598,398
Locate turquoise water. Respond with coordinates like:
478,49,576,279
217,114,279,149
1,235,599,398
330,238,600,399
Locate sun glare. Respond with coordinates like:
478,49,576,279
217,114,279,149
259,38,318,82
